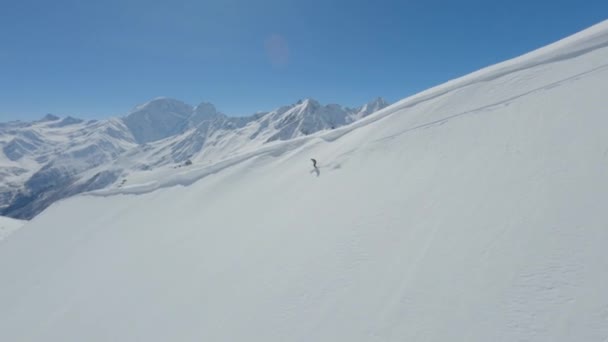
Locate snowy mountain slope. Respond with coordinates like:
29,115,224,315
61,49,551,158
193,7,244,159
137,97,390,168
0,98,388,219
2,20,608,341
0,216,25,241
0,117,137,218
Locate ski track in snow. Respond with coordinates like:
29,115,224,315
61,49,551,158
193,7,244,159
372,62,608,145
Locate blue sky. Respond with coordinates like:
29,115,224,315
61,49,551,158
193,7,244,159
1,0,606,121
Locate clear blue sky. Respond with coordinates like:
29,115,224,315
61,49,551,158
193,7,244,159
1,0,606,121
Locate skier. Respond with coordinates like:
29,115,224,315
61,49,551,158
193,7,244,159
311,158,317,168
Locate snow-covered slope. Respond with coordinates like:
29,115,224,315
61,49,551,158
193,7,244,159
1,21,608,341
0,117,138,218
0,98,388,219
0,216,25,241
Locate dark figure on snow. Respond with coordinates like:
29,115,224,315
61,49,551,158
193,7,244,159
311,158,317,168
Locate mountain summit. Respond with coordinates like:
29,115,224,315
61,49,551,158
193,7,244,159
123,98,194,144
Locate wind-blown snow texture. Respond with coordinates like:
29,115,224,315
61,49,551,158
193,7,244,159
0,97,388,219
1,21,608,342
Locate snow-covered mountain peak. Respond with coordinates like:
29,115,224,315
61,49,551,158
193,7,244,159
128,97,193,115
354,97,390,118
191,102,224,126
123,98,193,144
365,96,388,109
260,97,389,142
292,98,321,110
39,113,60,122
193,101,217,114
299,97,320,106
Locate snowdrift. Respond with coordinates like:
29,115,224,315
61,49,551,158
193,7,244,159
1,21,608,342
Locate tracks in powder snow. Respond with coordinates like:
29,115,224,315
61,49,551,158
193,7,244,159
370,62,608,146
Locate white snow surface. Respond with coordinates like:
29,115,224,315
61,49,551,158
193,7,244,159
1,20,608,341
0,216,26,241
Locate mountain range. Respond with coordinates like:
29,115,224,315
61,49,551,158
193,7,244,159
0,97,389,219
